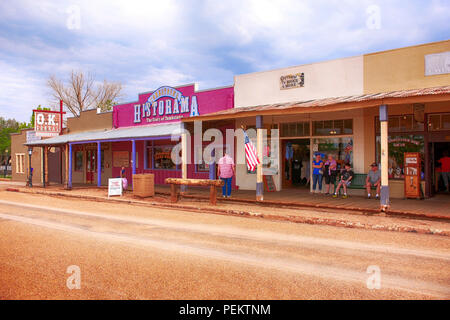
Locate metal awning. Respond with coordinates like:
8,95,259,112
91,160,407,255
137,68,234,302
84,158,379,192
25,122,182,146
181,85,450,122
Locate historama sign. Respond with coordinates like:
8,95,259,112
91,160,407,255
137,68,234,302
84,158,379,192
112,84,234,128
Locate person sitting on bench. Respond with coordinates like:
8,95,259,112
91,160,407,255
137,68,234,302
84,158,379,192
333,163,354,199
366,162,381,199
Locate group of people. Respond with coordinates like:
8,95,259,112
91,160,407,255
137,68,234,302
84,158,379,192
312,153,381,199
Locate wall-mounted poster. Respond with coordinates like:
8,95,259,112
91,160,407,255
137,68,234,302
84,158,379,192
113,151,129,167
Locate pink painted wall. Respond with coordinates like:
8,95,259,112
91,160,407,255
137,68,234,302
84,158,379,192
111,84,235,186
113,84,234,128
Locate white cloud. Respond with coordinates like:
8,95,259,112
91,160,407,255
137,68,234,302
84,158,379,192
0,61,51,122
0,0,448,122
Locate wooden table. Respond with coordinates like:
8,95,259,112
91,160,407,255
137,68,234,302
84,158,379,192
165,178,225,206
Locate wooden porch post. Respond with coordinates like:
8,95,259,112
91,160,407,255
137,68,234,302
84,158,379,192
256,115,264,201
379,105,390,211
181,122,188,193
68,143,72,189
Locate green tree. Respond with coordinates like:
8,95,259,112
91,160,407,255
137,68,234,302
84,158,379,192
0,117,30,162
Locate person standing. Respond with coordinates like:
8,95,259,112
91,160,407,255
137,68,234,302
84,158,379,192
324,154,337,195
312,153,324,194
438,150,450,192
218,152,235,198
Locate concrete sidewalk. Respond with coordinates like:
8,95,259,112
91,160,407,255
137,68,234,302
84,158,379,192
2,183,450,237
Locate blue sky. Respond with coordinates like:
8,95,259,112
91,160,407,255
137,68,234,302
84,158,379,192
0,0,449,122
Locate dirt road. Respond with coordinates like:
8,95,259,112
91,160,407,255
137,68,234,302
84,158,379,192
0,191,449,299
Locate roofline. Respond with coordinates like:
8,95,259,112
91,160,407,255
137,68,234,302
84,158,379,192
113,83,233,107
66,108,112,120
364,39,450,57
182,86,450,122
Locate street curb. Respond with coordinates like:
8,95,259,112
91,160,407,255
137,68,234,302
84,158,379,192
6,187,450,237
154,191,450,222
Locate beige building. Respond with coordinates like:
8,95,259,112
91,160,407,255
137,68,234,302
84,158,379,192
11,109,113,187
183,40,450,201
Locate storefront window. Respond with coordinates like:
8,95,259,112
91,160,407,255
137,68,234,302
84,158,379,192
75,151,83,171
428,113,450,131
281,122,309,137
376,115,424,133
312,137,353,169
153,146,176,170
312,119,353,136
375,135,424,179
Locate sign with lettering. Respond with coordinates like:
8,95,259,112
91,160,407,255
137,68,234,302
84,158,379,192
26,130,41,143
133,86,199,124
113,151,129,167
263,175,277,192
280,73,305,90
108,178,123,197
425,51,450,76
113,84,234,128
34,110,62,137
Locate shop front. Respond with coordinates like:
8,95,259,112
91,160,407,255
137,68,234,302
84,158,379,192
111,84,234,187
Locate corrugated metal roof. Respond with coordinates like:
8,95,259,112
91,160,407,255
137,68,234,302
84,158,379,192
183,85,450,121
25,122,182,146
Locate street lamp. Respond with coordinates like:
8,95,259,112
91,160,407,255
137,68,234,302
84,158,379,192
28,147,33,187
3,149,8,178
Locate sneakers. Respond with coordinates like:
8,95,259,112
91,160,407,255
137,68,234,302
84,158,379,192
342,194,348,199
332,194,338,198
367,194,371,199
375,194,379,200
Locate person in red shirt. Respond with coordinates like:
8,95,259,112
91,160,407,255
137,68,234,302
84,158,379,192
438,150,450,193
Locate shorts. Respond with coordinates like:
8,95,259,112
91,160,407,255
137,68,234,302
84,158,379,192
324,171,337,184
338,180,351,187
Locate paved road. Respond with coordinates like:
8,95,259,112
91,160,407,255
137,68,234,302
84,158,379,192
0,191,449,299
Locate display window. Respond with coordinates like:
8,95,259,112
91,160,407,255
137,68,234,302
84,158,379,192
312,137,353,169
376,135,424,179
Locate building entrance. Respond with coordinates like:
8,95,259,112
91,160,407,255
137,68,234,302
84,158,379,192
282,139,310,188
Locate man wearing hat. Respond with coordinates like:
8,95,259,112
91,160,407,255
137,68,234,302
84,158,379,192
365,162,381,199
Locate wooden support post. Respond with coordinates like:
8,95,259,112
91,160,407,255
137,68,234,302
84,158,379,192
68,143,72,189
181,122,188,194
379,105,390,211
170,184,178,203
256,115,264,201
209,185,217,206
44,146,49,187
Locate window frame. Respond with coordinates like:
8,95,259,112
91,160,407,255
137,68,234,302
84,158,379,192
15,153,25,174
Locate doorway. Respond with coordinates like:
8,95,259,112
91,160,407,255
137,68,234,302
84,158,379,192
282,139,310,188
86,149,97,184
431,142,450,194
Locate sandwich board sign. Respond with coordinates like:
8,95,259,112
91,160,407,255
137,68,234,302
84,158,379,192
108,178,123,197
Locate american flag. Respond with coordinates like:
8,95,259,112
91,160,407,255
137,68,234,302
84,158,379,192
244,131,260,172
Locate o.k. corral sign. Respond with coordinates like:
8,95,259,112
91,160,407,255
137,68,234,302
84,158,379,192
34,110,63,137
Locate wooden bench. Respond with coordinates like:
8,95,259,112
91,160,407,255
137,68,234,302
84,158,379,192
347,173,367,189
165,178,225,206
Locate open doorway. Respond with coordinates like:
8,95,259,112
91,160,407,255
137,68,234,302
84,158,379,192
282,139,310,188
432,142,450,194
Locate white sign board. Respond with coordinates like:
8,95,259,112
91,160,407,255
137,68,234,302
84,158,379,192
26,130,41,144
108,178,123,197
425,51,450,76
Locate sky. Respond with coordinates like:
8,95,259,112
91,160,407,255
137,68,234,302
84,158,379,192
0,0,449,122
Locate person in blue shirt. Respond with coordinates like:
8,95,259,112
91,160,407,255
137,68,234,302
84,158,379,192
312,153,324,193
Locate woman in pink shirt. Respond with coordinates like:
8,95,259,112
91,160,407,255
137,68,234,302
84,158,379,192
218,152,235,198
